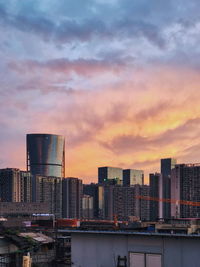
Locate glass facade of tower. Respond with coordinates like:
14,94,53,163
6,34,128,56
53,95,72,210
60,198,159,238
27,134,65,178
123,169,144,186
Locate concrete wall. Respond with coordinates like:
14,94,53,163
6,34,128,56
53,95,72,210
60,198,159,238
71,232,200,267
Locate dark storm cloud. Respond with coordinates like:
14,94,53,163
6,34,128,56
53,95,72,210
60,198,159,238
115,19,165,49
1,0,200,46
0,2,165,48
0,0,199,60
118,0,200,25
0,4,55,41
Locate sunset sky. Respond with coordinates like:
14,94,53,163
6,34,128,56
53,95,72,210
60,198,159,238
1,0,200,183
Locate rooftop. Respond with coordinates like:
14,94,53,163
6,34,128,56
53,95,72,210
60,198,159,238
19,232,54,244
58,229,200,239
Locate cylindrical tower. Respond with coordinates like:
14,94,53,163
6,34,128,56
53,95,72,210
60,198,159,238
26,133,65,178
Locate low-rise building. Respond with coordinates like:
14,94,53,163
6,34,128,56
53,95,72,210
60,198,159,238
68,230,200,267
0,202,49,217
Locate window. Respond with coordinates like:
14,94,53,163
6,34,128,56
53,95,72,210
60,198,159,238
129,253,162,267
146,254,161,267
130,253,145,267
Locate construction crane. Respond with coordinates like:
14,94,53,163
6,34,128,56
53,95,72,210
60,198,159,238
135,195,200,207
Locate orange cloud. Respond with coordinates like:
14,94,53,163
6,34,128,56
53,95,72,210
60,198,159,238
2,63,200,184
60,66,200,182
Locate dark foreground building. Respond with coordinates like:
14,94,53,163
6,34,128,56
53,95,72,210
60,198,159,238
69,230,200,267
27,133,65,178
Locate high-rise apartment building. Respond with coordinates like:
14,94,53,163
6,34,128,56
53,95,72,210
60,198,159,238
98,167,123,185
0,168,32,203
82,195,94,219
62,177,83,219
98,184,150,221
149,173,161,221
27,133,65,178
171,163,200,218
113,186,135,221
0,168,21,202
35,175,62,218
20,171,32,202
123,169,144,186
161,158,177,176
139,184,150,221
103,185,115,220
160,158,177,219
113,185,150,221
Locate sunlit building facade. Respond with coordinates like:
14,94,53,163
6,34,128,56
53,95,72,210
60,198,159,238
123,169,144,186
27,133,65,178
82,195,94,219
98,166,123,185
